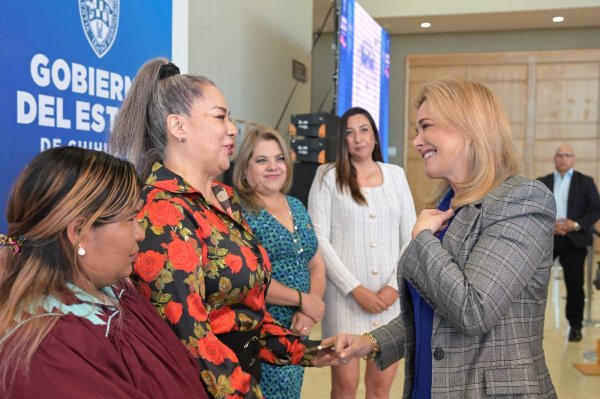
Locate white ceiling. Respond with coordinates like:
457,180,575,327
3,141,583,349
313,0,600,34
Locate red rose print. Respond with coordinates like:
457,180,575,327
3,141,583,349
244,285,263,311
148,200,184,228
164,301,183,324
240,246,258,271
262,311,275,324
158,178,181,192
136,207,145,220
229,366,251,394
204,211,228,233
198,333,234,365
145,188,159,203
261,322,285,336
209,307,236,334
167,238,199,272
259,347,276,364
225,253,243,273
134,250,165,282
259,246,271,272
194,213,214,239
287,338,304,363
187,292,208,321
201,242,208,266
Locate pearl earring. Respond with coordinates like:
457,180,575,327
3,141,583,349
178,136,187,143
77,246,86,256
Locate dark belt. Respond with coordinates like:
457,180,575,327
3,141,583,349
216,329,261,381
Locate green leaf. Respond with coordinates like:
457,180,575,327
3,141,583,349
157,268,174,284
150,225,164,236
159,293,172,303
219,277,232,292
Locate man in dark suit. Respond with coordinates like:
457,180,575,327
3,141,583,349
539,144,600,342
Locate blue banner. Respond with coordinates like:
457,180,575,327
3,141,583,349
0,1,172,230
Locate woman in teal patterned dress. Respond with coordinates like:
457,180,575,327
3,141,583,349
233,126,326,398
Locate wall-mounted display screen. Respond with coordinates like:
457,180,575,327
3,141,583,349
336,0,390,160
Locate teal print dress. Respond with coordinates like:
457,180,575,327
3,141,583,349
242,195,318,399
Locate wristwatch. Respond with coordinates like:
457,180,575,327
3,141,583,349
573,221,581,231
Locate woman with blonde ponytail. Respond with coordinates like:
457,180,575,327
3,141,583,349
0,147,208,398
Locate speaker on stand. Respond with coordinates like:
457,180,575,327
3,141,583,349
288,112,339,206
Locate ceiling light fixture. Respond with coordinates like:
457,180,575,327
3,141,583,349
552,16,564,23
420,22,431,28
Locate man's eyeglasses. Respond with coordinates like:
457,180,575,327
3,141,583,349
555,153,574,158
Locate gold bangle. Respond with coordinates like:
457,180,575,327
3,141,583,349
362,332,380,361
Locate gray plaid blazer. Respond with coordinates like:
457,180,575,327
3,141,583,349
371,176,557,398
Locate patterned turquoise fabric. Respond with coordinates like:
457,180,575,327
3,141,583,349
242,195,317,399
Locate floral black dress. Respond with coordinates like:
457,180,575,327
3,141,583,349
133,163,318,399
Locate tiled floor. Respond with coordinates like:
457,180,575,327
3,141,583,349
301,259,600,398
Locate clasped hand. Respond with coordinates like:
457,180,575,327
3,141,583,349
300,292,325,322
291,293,324,336
351,285,398,314
291,311,315,336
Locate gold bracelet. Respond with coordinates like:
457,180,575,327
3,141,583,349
362,332,380,361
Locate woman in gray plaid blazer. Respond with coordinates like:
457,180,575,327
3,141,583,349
320,77,557,398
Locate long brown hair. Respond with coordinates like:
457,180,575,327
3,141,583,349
0,147,141,392
233,125,294,212
109,57,215,179
329,107,383,205
414,77,518,208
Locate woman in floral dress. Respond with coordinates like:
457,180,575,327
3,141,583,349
109,58,330,399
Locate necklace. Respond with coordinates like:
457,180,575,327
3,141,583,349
266,196,304,255
282,198,304,255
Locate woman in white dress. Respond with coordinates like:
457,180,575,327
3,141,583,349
308,107,416,398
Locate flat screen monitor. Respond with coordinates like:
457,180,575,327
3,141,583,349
336,0,390,160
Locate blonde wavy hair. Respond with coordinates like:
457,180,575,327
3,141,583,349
414,77,518,208
232,125,294,213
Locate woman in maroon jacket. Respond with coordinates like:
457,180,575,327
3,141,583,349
0,147,209,398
